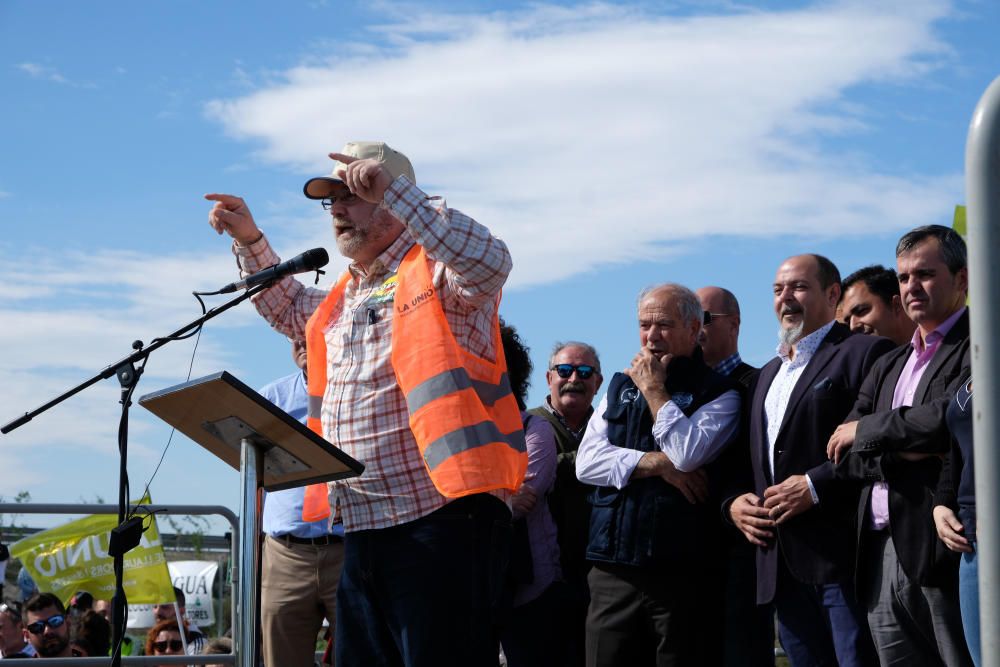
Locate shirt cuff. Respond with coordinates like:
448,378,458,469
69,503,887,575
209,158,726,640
617,449,646,489
231,231,279,274
804,473,820,505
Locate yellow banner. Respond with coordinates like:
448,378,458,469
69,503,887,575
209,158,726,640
10,497,175,607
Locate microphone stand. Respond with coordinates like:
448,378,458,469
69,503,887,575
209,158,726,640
2,281,271,667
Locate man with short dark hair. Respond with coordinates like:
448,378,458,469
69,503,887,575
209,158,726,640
828,225,973,666
0,601,33,658
577,283,741,665
840,265,916,346
728,254,892,666
22,593,70,658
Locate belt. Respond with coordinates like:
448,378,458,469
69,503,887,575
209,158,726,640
272,533,343,546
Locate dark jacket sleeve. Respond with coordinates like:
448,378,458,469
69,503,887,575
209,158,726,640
852,346,970,456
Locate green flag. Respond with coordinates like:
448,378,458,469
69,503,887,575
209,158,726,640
954,204,967,236
10,497,174,607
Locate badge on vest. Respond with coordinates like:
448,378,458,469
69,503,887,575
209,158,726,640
368,274,398,305
619,387,640,404
671,392,694,409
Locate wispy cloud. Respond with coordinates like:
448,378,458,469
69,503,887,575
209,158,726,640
15,62,95,88
206,0,959,288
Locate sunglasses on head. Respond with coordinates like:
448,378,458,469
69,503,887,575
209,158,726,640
26,614,65,635
153,639,184,653
551,364,597,380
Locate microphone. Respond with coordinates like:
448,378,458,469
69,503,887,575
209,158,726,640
218,248,330,294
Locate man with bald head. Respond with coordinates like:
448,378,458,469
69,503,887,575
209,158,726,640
577,283,741,665
726,254,893,666
696,286,773,667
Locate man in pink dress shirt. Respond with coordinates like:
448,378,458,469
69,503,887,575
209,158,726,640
828,225,973,666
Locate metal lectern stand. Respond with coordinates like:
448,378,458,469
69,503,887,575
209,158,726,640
139,371,364,667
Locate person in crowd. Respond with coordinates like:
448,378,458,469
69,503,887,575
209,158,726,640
696,286,773,667
202,636,234,667
92,598,136,656
70,609,111,657
839,265,916,346
934,373,979,665
527,340,603,665
727,254,892,666
259,337,345,667
829,225,973,666
152,586,206,654
146,619,184,666
0,601,33,658
498,320,564,666
206,141,523,666
576,283,741,666
21,592,71,659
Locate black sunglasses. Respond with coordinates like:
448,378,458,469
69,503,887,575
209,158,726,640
26,614,65,635
153,639,184,653
320,190,360,210
703,312,731,326
551,364,597,380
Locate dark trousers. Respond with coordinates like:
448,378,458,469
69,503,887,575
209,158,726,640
773,558,877,667
862,530,973,667
723,543,775,667
334,495,511,667
585,562,720,667
500,582,570,667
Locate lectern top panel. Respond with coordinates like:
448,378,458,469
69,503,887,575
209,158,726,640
138,371,363,491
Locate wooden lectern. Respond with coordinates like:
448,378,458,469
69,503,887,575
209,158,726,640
139,371,363,667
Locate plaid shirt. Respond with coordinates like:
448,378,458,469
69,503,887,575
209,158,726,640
233,175,512,531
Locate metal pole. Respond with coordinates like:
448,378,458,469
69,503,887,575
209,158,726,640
966,74,1000,667
236,438,263,667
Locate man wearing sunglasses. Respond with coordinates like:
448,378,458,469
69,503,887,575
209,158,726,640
207,141,520,667
528,341,603,664
576,284,741,665
21,592,71,659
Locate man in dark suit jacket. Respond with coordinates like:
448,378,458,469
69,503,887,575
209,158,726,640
828,225,973,666
727,254,893,666
697,286,773,667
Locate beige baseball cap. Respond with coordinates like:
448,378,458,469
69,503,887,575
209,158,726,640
303,141,416,200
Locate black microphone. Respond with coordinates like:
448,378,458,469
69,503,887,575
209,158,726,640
218,248,330,294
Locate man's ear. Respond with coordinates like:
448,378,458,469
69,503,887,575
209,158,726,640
594,373,604,393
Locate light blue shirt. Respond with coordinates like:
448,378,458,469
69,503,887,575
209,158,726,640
259,371,344,538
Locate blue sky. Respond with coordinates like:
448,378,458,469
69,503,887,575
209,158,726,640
1,0,996,529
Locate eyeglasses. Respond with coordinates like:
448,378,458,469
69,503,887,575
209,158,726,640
551,364,597,380
25,614,65,635
703,312,731,326
320,191,360,210
153,639,184,653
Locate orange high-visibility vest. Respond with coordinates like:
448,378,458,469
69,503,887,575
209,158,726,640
300,244,526,521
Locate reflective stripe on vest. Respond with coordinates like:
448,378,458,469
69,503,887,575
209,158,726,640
304,243,526,501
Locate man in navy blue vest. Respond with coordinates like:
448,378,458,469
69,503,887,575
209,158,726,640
576,283,741,666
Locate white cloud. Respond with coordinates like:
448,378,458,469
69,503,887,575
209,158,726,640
205,0,959,288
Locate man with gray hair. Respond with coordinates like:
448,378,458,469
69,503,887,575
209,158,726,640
576,283,741,665
529,340,603,665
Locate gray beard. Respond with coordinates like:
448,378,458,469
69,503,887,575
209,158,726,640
778,321,805,348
